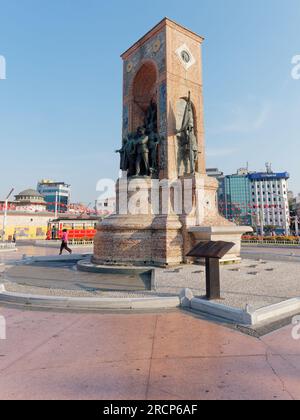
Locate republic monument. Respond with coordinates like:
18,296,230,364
93,18,251,267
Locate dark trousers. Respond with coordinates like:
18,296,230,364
60,241,72,255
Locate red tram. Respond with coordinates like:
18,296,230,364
47,216,100,241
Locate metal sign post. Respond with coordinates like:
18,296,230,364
205,257,221,300
187,241,235,300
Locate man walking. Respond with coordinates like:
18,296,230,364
51,225,57,240
59,229,72,255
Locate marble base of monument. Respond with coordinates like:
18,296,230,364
188,225,253,263
93,176,251,267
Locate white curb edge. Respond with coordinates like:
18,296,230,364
180,288,300,326
1,281,299,324
0,284,180,310
23,254,92,263
0,248,18,253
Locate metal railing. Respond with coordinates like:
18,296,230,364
68,240,94,246
242,240,300,247
35,239,94,247
0,242,16,250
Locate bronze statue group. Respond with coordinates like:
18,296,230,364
116,99,161,177
116,93,198,178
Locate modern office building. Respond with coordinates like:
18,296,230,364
221,168,252,226
210,165,291,234
96,197,116,216
289,192,300,218
37,180,71,213
249,170,290,235
289,192,300,235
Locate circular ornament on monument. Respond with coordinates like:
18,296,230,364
181,50,191,64
153,39,161,53
126,62,133,73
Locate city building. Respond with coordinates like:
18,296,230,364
249,169,290,235
37,180,71,214
68,203,97,216
0,209,53,241
288,191,300,235
96,197,116,216
0,201,16,211
211,165,291,235
14,189,47,213
289,192,300,217
220,168,252,226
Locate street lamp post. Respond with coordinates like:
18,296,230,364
292,215,299,237
259,206,264,238
54,192,59,219
294,217,298,236
2,188,14,242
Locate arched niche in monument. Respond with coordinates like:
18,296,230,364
131,60,158,132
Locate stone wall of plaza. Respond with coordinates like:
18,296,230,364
0,211,53,241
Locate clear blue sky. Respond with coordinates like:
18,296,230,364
0,0,299,203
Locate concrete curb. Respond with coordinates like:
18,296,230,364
0,248,17,253
23,254,92,264
191,298,252,325
180,288,300,326
77,259,154,276
0,284,180,310
251,298,300,324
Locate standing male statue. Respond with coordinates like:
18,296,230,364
147,122,160,174
176,92,198,175
144,98,157,130
116,133,136,176
115,138,128,172
135,127,150,177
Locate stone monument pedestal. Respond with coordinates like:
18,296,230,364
188,226,251,264
93,176,184,267
93,175,251,267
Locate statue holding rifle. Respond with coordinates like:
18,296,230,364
176,92,198,175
